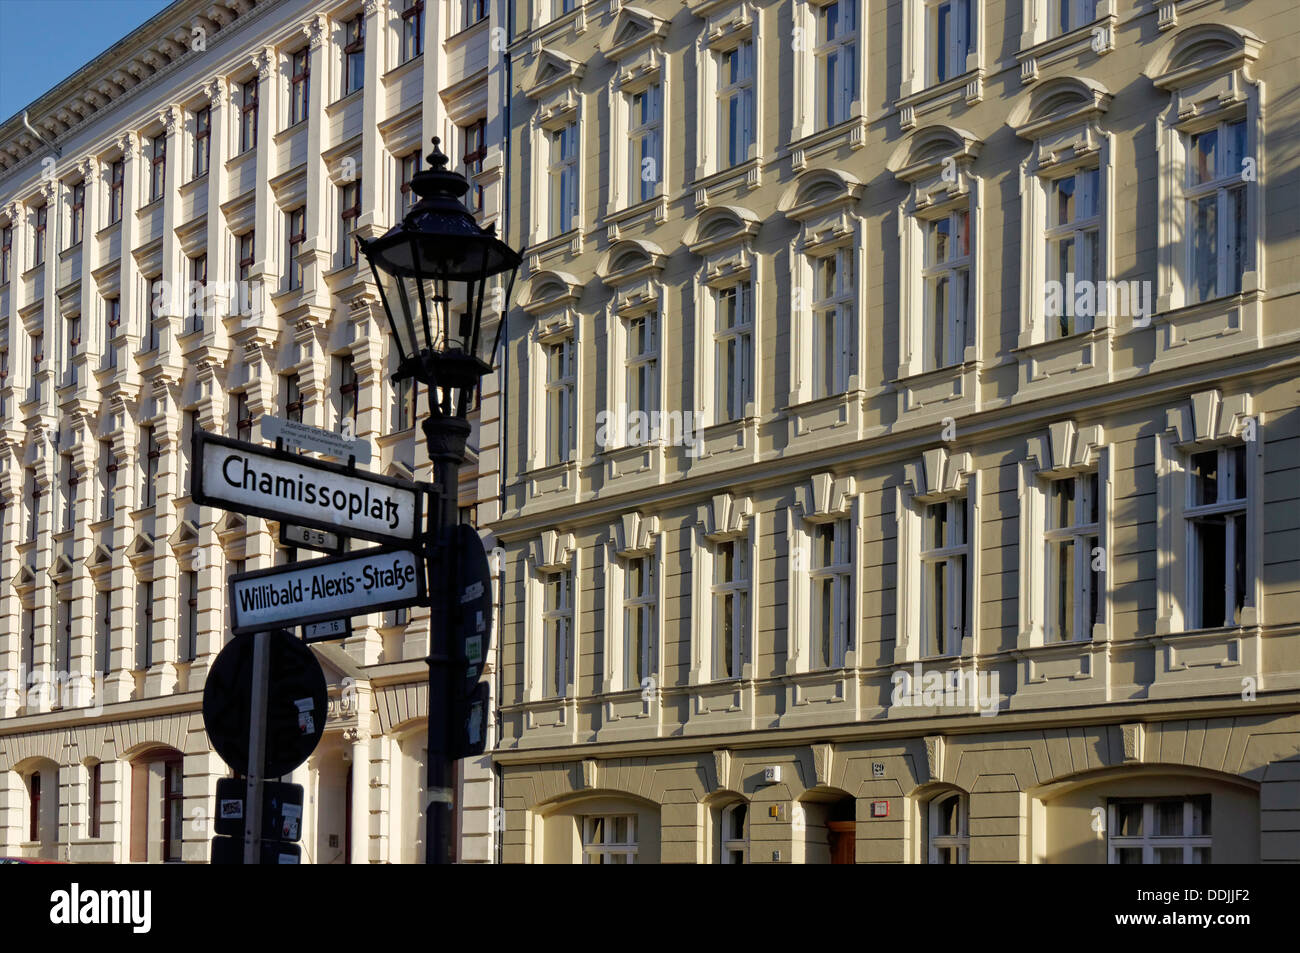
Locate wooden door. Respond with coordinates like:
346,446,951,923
828,820,856,864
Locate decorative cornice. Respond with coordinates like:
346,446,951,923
303,14,329,51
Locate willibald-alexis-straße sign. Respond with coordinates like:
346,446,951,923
191,431,425,546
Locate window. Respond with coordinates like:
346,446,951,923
541,570,572,698
812,248,855,398
21,607,36,679
188,253,207,334
290,49,310,126
922,209,971,370
712,539,749,679
1052,0,1096,38
104,297,120,368
240,80,259,153
463,0,488,29
193,106,211,179
816,0,858,128
462,118,486,212
1,224,10,282
343,16,365,97
623,556,655,688
61,455,77,532
70,182,85,246
141,425,159,508
548,123,579,235
717,42,754,170
337,356,358,433
810,518,852,669
286,208,306,291
395,376,416,431
399,152,422,217
30,331,43,403
1109,796,1211,864
715,283,754,422
237,231,255,314
99,440,117,521
716,803,748,863
1045,472,1100,642
545,336,575,465
136,580,153,669
88,764,103,839
339,180,361,266
149,134,166,202
163,759,184,862
181,570,198,663
628,86,662,204
921,499,967,657
582,815,637,864
147,276,163,350
181,411,196,497
109,160,124,224
95,589,111,676
56,597,72,676
34,205,47,265
928,792,969,863
28,773,41,843
556,0,577,17
625,311,658,423
285,374,304,423
1045,167,1100,337
232,391,252,440
401,0,424,63
65,314,80,386
1186,119,1247,305
929,0,974,85
1186,445,1249,629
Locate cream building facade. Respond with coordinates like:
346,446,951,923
0,0,508,862
494,0,1300,862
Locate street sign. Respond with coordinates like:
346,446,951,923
211,836,300,865
213,778,303,842
201,629,328,778
453,681,490,759
261,414,373,465
453,524,494,693
192,431,423,546
303,617,351,643
228,546,426,636
280,522,344,555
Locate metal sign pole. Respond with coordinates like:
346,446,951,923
243,630,270,864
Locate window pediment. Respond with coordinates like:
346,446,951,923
49,554,75,585
796,472,856,522
904,448,973,503
1165,389,1254,450
779,168,864,224
889,127,982,212
13,562,38,595
697,0,756,50
602,7,669,64
1147,24,1263,92
598,239,667,290
524,49,586,102
168,518,200,553
1026,421,1106,477
522,270,583,317
126,531,156,568
698,492,753,541
613,511,660,557
84,543,114,578
1011,77,1112,142
530,529,576,572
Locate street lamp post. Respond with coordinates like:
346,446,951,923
358,137,520,864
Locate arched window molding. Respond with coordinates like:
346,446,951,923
925,788,969,863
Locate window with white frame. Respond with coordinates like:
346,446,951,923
1186,444,1249,629
623,556,655,689
720,803,748,863
400,0,424,63
399,151,422,217
815,0,858,129
717,41,754,170
342,14,365,97
715,282,753,423
929,0,974,85
1109,796,1211,864
555,0,577,20
921,497,967,657
1045,167,1100,337
549,122,579,236
922,208,971,370
1044,471,1100,642
1051,0,1096,37
628,85,662,204
812,248,855,398
545,335,575,465
582,815,637,864
541,569,572,698
928,791,969,863
712,538,749,680
1185,118,1247,305
810,518,852,669
625,310,658,425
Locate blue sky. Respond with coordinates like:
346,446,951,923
0,0,175,123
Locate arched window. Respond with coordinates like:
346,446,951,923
720,802,748,863
928,791,969,863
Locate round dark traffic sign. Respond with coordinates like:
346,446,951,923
202,629,328,778
453,524,494,694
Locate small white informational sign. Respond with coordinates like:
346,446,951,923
261,415,373,465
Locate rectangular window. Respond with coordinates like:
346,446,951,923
542,569,572,698
1,224,10,282
150,135,166,202
89,763,103,839
21,607,36,681
70,182,86,246
30,332,43,403
163,759,184,862
545,337,575,465
34,205,47,265
290,49,310,126
628,86,662,204
337,356,359,433
136,580,154,670
1045,471,1101,642
549,123,579,235
462,118,487,212
1186,444,1249,629
930,0,974,85
188,253,207,334
623,556,655,689
29,773,41,843
56,597,72,676
401,0,424,63
921,499,967,657
237,231,255,315
95,589,112,676
141,425,159,508
240,81,258,153
1109,796,1211,864
100,440,117,522
65,314,80,386
193,106,211,179
816,0,858,128
1052,0,1097,37
922,208,971,370
105,297,120,368
557,0,577,16
810,518,852,669
715,282,754,422
582,815,637,864
147,276,163,350
717,41,754,169
286,208,306,291
285,374,304,423
181,411,196,498
109,160,124,224
1045,167,1100,337
463,0,488,29
713,539,749,679
395,376,416,431
181,570,198,663
232,391,253,440
1187,118,1248,304
399,152,422,217
62,455,77,532
340,180,361,266
343,16,365,97
812,248,855,398
625,311,658,423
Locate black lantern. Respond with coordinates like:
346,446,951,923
358,137,520,447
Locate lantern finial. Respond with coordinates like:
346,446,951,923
427,136,449,171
